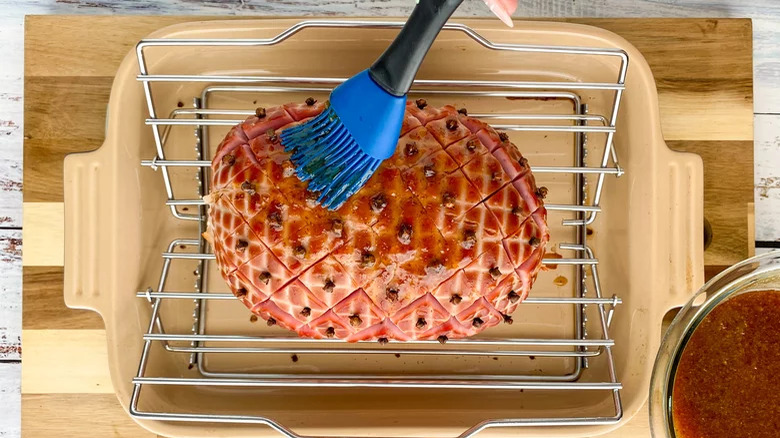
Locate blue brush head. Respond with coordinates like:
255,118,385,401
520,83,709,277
280,70,406,210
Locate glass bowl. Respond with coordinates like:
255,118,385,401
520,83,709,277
649,250,780,437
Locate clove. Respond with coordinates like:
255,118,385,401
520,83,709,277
397,223,412,245
370,193,388,213
241,181,256,195
441,192,456,209
462,230,477,249
221,154,236,166
360,251,376,267
386,288,399,302
258,271,272,285
323,278,336,293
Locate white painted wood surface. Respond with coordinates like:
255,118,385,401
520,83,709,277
0,231,21,362
0,231,21,438
755,115,780,242
0,363,20,438
0,15,22,229
2,1,780,436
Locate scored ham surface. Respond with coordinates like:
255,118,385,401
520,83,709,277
205,99,549,342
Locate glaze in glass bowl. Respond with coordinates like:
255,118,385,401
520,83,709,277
649,250,780,437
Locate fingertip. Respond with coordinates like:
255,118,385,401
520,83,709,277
492,6,514,28
500,0,518,14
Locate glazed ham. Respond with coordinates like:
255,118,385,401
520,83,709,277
205,99,549,342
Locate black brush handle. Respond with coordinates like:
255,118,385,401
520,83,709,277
368,0,465,97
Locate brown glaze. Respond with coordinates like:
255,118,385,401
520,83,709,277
672,290,780,438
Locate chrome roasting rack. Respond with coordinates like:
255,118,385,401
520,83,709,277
131,20,628,437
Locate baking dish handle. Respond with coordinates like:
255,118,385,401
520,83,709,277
662,147,705,311
62,144,112,320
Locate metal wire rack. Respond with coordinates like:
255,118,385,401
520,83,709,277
130,20,627,437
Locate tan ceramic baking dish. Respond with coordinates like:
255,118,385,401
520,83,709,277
63,18,703,437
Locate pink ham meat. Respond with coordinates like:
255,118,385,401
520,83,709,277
205,99,549,342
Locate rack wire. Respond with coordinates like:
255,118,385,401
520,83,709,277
130,20,627,437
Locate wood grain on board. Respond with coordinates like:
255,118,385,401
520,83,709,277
22,394,154,438
20,15,755,438
22,267,104,330
22,203,63,267
668,140,755,265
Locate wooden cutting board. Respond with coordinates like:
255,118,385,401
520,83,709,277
22,16,753,438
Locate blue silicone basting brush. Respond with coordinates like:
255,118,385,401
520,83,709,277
281,0,465,210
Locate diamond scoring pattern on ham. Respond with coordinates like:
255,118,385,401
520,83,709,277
205,99,550,341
